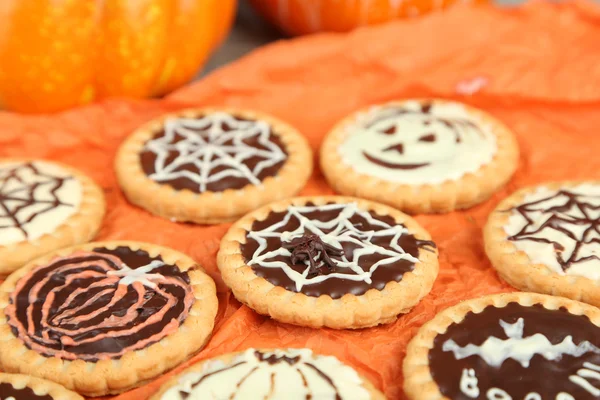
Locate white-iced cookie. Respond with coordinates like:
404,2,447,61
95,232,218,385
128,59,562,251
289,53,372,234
320,99,519,213
485,181,600,307
0,159,105,276
150,348,385,400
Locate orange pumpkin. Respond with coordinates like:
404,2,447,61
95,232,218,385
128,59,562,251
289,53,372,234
0,0,237,114
249,0,487,36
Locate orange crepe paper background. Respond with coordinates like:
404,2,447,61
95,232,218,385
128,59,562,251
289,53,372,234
1,1,600,398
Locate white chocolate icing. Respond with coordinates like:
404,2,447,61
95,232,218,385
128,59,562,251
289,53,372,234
503,184,600,279
160,348,370,400
107,260,165,288
338,100,497,184
143,112,287,192
0,161,81,246
246,202,421,291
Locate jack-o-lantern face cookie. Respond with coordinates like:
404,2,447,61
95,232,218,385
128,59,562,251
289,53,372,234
404,293,600,399
0,159,105,276
485,181,600,308
320,99,519,214
218,196,438,329
150,348,385,400
116,108,312,224
0,373,83,400
0,241,217,397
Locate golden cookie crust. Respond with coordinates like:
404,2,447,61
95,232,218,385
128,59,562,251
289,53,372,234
0,240,218,397
217,196,439,329
403,292,600,399
0,373,84,400
115,108,313,224
0,159,105,277
320,99,519,214
485,180,600,307
149,348,386,400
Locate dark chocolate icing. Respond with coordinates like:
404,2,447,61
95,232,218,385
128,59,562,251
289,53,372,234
140,114,288,193
6,246,194,362
240,202,435,299
0,382,53,400
0,162,75,239
507,188,600,271
429,302,600,399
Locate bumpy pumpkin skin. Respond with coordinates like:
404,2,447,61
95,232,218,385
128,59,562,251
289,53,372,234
249,0,488,36
0,0,236,113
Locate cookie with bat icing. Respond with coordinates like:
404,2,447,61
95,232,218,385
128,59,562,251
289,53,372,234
115,108,312,224
485,181,600,307
404,292,600,400
0,373,83,400
0,159,105,276
150,348,385,400
218,196,438,329
0,241,217,397
320,99,519,214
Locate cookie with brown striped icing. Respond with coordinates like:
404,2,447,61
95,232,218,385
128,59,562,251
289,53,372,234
218,196,438,329
115,108,312,224
0,159,105,276
485,181,600,308
0,241,218,397
320,99,519,214
0,373,83,400
150,348,385,400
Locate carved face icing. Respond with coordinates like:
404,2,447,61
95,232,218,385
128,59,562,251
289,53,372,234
140,112,288,193
240,202,435,299
429,303,600,399
338,101,497,184
0,161,82,246
160,348,371,400
503,184,600,279
4,246,194,362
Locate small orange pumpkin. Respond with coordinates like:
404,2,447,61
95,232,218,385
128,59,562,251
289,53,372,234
0,0,237,114
249,0,487,36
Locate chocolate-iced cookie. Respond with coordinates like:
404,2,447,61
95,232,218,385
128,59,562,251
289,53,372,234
115,108,312,224
320,99,519,214
150,348,385,400
0,373,83,400
0,241,217,397
485,181,600,307
404,292,600,399
218,196,438,329
0,159,105,276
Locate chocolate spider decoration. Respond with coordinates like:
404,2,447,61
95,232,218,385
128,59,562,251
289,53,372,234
282,233,343,277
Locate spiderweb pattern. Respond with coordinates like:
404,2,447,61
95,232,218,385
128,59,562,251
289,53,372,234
0,162,75,241
143,112,287,193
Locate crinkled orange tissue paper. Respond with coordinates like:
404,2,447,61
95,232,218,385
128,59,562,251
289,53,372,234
1,1,600,399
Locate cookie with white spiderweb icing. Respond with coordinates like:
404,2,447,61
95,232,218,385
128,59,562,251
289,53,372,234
217,196,438,329
0,241,218,397
115,108,312,224
149,348,385,400
320,99,519,214
404,292,600,400
0,159,105,276
485,181,600,309
0,373,83,400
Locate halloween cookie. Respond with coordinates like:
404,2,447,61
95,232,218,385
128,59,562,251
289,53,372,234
115,108,312,224
0,241,217,397
218,196,438,329
150,348,385,400
0,159,105,276
0,373,83,400
320,99,519,214
485,181,600,307
404,292,600,399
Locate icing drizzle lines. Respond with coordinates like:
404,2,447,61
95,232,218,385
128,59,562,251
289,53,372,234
141,112,287,193
245,202,428,292
5,249,194,361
